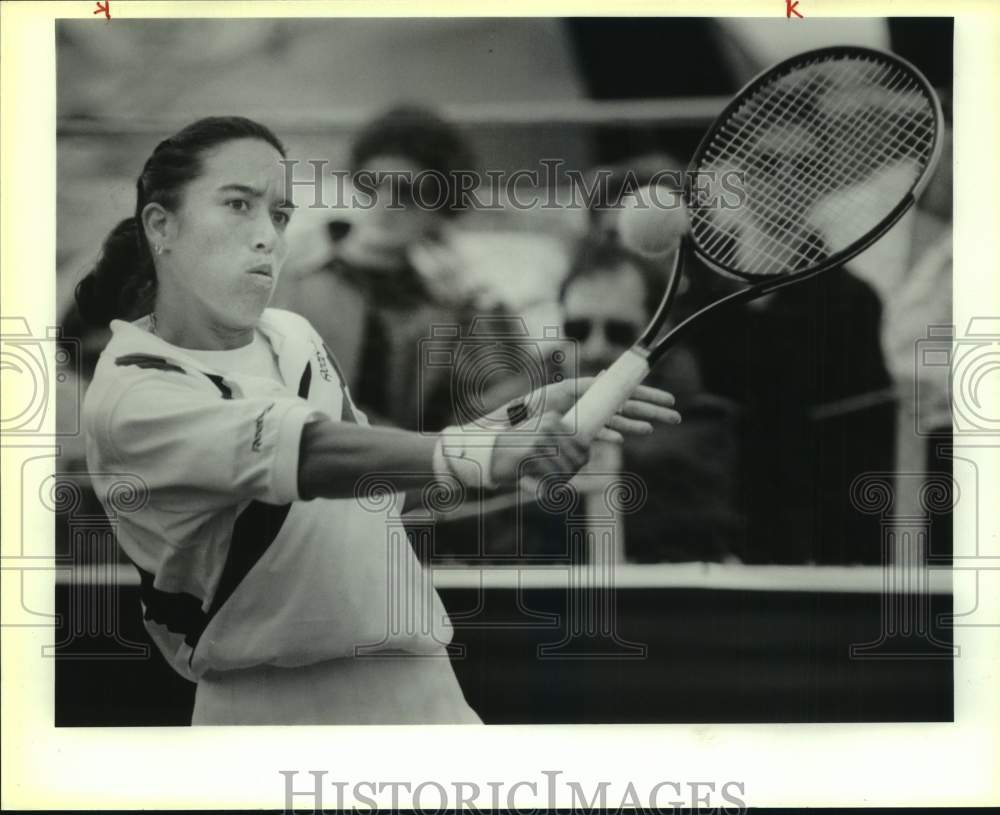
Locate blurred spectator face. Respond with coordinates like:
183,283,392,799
563,262,647,377
349,153,449,270
345,106,474,273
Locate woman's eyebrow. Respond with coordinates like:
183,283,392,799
217,183,263,197
218,184,296,209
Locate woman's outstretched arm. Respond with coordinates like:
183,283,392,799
297,420,440,500
296,377,681,502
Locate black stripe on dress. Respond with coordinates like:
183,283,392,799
202,361,313,628
115,354,186,374
131,362,313,660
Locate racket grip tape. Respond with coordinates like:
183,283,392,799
562,347,651,441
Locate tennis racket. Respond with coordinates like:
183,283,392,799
564,45,944,440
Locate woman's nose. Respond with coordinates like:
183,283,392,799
253,215,279,252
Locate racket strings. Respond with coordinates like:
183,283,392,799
692,63,890,268
762,70,929,203
728,58,919,188
703,61,927,270
699,62,933,273
713,54,849,161
690,53,937,277
730,84,930,272
739,64,915,206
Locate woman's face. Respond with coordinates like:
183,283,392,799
158,138,294,330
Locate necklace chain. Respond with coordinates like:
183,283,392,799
149,312,158,336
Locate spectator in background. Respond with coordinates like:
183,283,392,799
584,153,712,327
581,149,896,564
880,122,953,444
272,105,484,431
559,238,742,562
681,254,895,565
842,119,954,553
589,152,896,565
440,237,742,563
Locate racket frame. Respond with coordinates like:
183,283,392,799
564,45,943,439
644,45,944,365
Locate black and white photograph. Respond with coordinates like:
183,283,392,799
2,2,998,811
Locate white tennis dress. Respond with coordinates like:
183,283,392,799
83,307,480,724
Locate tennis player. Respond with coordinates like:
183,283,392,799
76,116,679,725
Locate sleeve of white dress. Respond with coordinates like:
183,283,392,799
90,372,324,510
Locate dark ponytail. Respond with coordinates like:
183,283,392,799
75,116,286,326
74,213,154,326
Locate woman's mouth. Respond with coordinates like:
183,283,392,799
247,263,274,280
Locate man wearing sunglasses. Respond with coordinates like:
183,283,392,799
559,238,743,563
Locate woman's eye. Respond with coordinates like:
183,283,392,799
272,210,291,228
227,199,250,213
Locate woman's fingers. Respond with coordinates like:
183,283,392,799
554,380,675,412
619,399,682,425
606,414,654,436
594,426,625,445
572,379,675,406
629,384,676,407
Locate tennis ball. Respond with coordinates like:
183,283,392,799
618,185,688,257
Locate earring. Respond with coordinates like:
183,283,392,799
153,244,164,256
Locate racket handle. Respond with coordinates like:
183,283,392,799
562,347,652,441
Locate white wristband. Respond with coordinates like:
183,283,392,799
433,426,499,490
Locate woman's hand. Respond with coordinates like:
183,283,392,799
436,376,682,493
510,376,681,444
486,377,681,489
489,411,590,489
